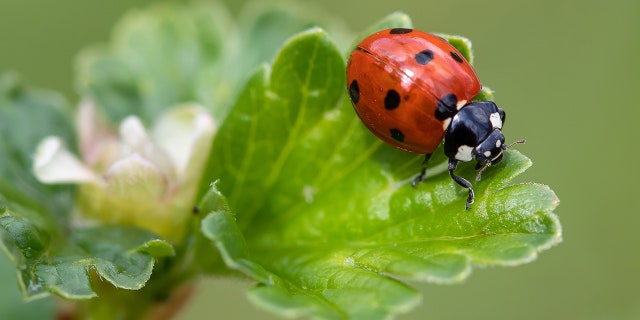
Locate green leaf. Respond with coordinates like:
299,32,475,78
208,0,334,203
40,227,174,298
200,185,420,319
200,211,271,284
0,74,75,219
200,27,346,227
76,2,235,123
0,195,174,300
0,75,174,301
439,33,475,64
76,2,350,124
200,13,561,319
474,86,495,102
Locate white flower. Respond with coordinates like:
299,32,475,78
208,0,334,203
34,100,216,242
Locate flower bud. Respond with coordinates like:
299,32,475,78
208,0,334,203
34,100,216,243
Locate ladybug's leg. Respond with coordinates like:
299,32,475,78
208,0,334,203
411,153,432,188
448,159,475,210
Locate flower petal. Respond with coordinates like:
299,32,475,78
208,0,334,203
120,115,176,178
152,104,216,176
76,99,119,166
104,154,167,200
33,137,100,184
120,116,152,152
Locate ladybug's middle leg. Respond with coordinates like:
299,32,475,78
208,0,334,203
411,153,432,187
448,159,475,210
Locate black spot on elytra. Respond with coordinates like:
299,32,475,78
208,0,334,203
390,129,405,142
349,80,360,104
389,28,413,34
450,51,464,63
435,93,458,120
384,89,401,110
415,50,434,65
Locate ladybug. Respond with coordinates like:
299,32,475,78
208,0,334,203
346,28,523,209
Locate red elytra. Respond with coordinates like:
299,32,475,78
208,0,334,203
346,28,481,154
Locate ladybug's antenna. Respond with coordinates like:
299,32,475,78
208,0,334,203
475,163,490,181
505,139,526,150
475,139,526,181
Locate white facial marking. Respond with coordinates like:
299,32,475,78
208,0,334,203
484,150,492,158
456,99,468,110
455,145,474,162
496,140,502,148
489,112,502,129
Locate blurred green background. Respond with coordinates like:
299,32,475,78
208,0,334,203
1,0,638,319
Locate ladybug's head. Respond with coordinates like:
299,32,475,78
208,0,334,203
474,132,526,181
473,129,507,166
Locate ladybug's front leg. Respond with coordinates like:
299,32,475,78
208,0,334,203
411,153,432,188
448,159,475,210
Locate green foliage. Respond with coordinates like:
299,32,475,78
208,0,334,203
0,2,561,320
0,74,75,219
0,194,174,300
76,2,348,124
0,75,175,301
439,33,475,65
198,13,561,319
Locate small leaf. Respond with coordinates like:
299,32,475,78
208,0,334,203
474,86,495,102
201,210,271,284
198,184,271,282
68,227,174,290
438,33,474,64
0,214,51,298
0,195,173,300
